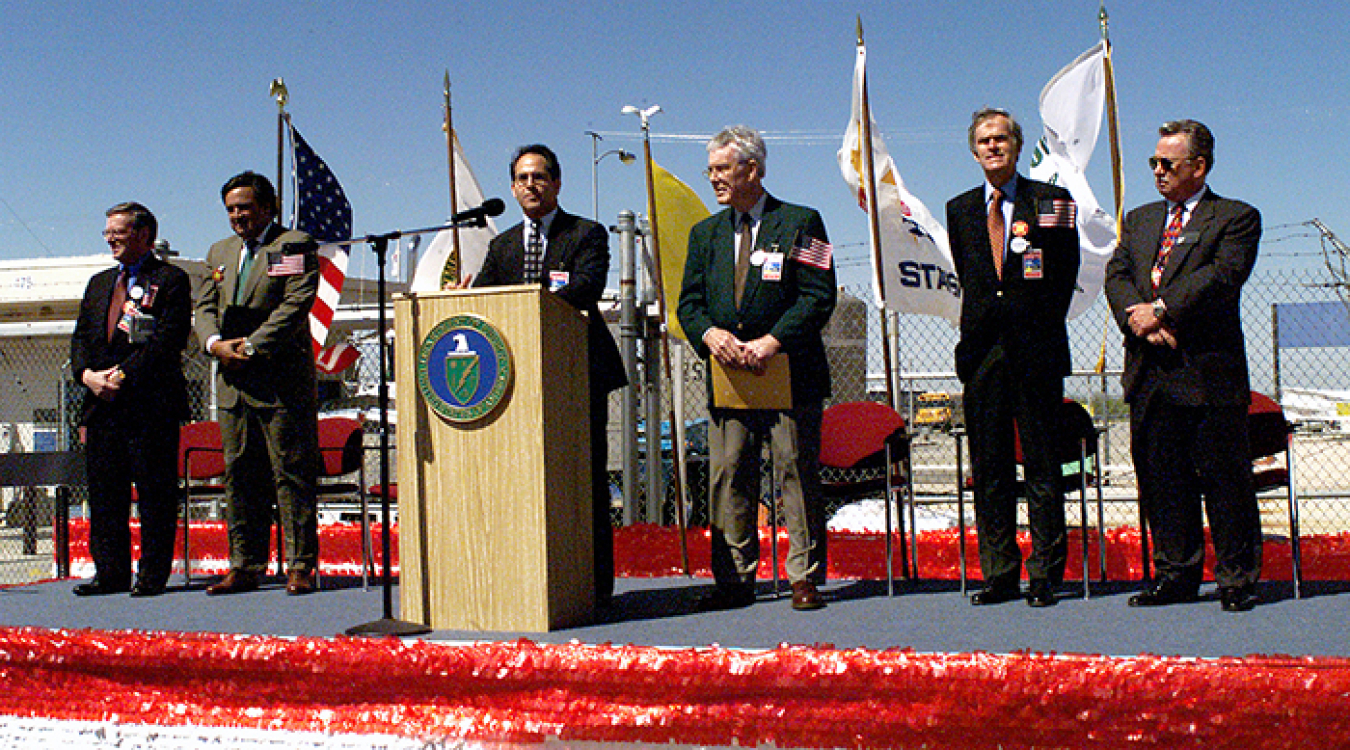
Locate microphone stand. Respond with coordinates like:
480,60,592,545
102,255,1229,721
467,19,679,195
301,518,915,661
344,215,489,638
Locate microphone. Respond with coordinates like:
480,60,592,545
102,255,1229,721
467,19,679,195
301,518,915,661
451,198,506,227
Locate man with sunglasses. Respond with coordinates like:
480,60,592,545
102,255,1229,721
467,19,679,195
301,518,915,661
1105,120,1263,612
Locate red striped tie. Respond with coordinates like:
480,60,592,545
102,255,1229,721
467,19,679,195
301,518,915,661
1151,203,1185,291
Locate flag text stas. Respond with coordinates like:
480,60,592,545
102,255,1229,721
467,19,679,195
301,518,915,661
1029,40,1118,319
288,122,354,359
838,42,960,324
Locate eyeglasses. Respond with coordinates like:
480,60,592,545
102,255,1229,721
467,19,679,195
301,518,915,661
1148,156,1193,172
703,159,751,179
513,172,553,186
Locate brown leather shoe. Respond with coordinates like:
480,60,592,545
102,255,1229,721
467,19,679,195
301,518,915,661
206,569,258,596
791,580,825,611
286,569,316,596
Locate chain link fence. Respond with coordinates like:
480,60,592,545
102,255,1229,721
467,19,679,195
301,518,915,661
2,267,1346,585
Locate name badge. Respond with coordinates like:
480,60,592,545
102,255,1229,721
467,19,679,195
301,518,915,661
548,270,569,292
761,253,785,282
1022,248,1043,280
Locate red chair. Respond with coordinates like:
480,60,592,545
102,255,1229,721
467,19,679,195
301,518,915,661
1249,391,1300,597
819,401,912,593
316,416,374,585
178,420,225,585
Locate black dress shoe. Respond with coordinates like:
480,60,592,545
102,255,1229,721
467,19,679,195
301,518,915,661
73,580,130,597
1026,579,1057,608
1128,581,1198,607
695,585,756,612
970,583,1021,606
130,580,167,598
1219,586,1258,612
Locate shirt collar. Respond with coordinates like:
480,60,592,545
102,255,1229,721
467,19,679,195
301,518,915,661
984,174,1019,204
528,207,559,236
1168,185,1207,216
736,192,768,227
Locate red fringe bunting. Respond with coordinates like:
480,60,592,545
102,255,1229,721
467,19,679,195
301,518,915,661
65,520,1350,582
0,627,1348,748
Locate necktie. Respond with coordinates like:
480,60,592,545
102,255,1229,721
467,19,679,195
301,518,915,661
1151,204,1186,291
106,270,127,341
524,221,543,284
235,241,257,304
734,212,753,305
987,188,1006,280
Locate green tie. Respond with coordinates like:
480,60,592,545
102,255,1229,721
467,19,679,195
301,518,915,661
235,241,256,304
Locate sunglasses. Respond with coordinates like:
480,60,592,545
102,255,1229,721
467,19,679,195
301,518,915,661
1148,156,1194,172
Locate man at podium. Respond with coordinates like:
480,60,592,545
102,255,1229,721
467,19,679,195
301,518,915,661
678,126,838,612
461,144,627,605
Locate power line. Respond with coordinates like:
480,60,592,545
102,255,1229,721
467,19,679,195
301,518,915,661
0,194,55,256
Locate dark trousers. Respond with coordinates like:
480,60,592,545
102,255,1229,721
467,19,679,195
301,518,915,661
1131,394,1262,590
591,389,614,603
963,344,1067,587
220,403,319,574
85,410,180,587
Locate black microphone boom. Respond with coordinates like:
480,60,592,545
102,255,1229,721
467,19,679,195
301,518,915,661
451,198,506,227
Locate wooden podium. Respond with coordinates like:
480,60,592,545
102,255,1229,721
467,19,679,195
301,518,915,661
394,285,593,632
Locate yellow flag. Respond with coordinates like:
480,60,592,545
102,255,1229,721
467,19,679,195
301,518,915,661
651,161,709,341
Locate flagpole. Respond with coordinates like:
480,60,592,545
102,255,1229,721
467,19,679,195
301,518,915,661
1100,4,1125,237
622,103,691,577
440,70,463,287
269,78,289,217
857,18,903,592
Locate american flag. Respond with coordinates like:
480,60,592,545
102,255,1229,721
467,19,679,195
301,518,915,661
793,236,833,270
1037,198,1077,228
289,122,353,359
266,252,306,276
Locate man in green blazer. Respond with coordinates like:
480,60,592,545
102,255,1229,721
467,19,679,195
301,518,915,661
194,171,321,596
678,126,837,611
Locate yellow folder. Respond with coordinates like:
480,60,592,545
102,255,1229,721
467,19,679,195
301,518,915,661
710,354,792,410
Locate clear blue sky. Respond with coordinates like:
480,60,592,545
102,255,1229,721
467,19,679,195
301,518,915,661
1,0,1345,293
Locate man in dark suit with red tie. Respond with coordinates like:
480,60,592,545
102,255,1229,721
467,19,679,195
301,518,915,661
465,144,627,605
1105,120,1262,612
70,202,191,597
947,108,1080,608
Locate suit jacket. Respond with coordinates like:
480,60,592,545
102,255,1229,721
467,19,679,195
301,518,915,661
70,254,191,425
678,194,838,407
474,209,626,394
947,176,1079,384
194,223,320,410
1104,189,1260,406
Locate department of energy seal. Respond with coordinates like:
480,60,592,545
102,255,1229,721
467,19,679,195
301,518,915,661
417,314,513,424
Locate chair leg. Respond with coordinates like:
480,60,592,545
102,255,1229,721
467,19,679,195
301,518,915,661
906,457,919,581
1094,440,1107,583
1079,439,1090,600
359,467,373,590
955,430,968,597
1287,446,1302,599
181,488,191,587
768,447,781,600
883,443,895,597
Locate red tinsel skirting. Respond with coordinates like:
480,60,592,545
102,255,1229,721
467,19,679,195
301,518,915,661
1,627,1348,748
65,520,1350,582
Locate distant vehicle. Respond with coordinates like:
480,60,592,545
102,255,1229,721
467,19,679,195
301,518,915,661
914,392,955,430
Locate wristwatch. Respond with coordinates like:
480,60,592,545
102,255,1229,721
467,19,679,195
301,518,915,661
242,340,256,357
1151,299,1167,320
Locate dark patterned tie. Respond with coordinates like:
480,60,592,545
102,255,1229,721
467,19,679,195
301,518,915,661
524,221,543,284
987,188,1005,280
1152,203,1186,291
734,212,753,305
106,270,127,341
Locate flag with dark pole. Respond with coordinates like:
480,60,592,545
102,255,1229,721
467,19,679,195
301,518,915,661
287,120,356,367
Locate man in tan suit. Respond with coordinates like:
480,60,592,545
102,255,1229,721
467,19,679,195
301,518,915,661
194,171,321,596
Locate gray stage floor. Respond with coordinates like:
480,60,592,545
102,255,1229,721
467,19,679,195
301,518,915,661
3,574,1348,659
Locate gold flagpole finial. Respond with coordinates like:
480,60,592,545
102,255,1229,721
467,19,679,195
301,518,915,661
269,78,289,111
856,16,864,46
1099,2,1110,41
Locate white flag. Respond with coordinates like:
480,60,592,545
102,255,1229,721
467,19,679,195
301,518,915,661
1029,41,1117,319
838,43,960,324
410,130,498,292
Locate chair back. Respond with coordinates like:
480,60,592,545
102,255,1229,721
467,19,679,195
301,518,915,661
1247,391,1290,460
820,401,907,470
317,416,365,478
1014,398,1098,465
179,420,225,480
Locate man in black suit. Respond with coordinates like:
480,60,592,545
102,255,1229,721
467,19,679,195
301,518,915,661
678,126,837,612
1104,120,1262,612
465,144,627,605
70,202,191,597
195,172,322,596
947,108,1080,608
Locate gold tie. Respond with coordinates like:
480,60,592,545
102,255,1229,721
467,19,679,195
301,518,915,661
106,270,127,341
988,188,1005,280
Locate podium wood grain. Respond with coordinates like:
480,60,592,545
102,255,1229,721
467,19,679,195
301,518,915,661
395,286,593,632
